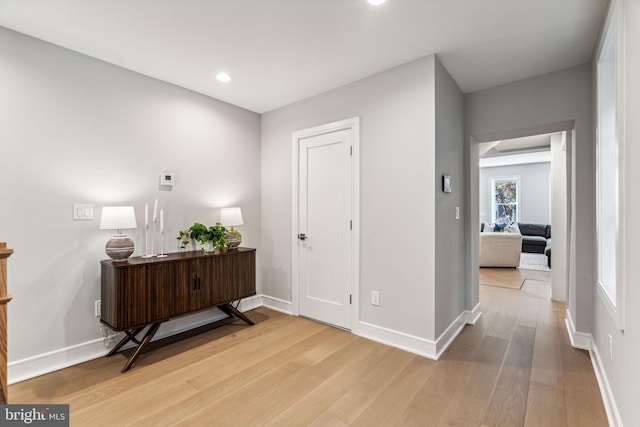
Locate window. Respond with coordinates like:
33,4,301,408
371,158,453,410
490,177,519,224
596,0,624,330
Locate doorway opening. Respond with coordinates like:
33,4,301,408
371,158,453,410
476,130,570,303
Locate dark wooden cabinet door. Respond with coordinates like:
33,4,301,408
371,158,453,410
122,266,151,328
175,258,213,315
192,258,214,311
148,262,176,321
215,251,256,304
104,264,176,329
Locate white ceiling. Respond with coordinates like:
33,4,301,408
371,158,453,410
0,0,608,113
482,133,554,158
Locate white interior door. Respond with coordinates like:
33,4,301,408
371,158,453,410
298,129,352,329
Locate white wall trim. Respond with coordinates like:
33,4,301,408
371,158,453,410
261,295,293,315
291,116,361,331
564,308,622,426
236,294,263,313
358,321,437,359
358,310,468,360
435,311,467,359
8,337,108,385
464,303,482,325
589,338,623,427
9,294,263,384
564,309,592,350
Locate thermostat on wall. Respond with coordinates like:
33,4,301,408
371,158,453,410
160,172,175,187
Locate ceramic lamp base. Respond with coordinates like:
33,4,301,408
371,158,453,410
225,230,241,249
105,235,135,262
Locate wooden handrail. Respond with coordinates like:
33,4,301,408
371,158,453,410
0,242,13,404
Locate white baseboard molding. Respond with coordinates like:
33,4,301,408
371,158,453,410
8,294,264,385
564,309,592,350
589,339,623,427
358,321,437,359
435,312,467,359
564,309,622,427
357,313,466,361
464,303,482,325
8,338,108,385
261,295,293,315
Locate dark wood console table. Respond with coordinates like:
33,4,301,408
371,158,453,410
101,248,256,372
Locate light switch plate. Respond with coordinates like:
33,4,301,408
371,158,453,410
73,204,93,220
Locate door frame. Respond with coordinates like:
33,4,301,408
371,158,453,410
291,117,360,333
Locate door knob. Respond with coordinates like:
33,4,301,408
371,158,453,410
298,233,307,241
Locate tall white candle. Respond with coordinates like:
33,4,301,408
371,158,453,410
153,199,158,224
160,209,164,233
145,203,149,229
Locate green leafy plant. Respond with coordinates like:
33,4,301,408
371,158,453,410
177,222,229,252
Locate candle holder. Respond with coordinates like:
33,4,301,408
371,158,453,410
149,199,158,257
157,229,167,258
142,223,153,258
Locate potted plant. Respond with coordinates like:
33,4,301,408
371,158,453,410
177,222,229,252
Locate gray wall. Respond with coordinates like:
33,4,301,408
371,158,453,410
594,2,640,425
464,64,594,334
262,56,440,340
434,58,465,337
479,162,551,225
0,27,262,365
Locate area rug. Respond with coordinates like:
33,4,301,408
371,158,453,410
479,268,525,290
519,253,551,271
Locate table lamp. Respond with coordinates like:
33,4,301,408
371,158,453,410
100,206,137,262
220,207,243,249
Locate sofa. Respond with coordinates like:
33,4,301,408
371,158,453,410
479,232,522,268
517,222,551,254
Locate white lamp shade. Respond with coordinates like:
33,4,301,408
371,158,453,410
220,207,244,227
100,206,137,231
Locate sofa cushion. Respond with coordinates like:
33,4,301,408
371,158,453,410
517,222,548,238
523,235,547,245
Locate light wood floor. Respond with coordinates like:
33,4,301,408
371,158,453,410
9,275,608,426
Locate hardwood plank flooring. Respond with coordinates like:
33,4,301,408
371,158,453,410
9,272,608,426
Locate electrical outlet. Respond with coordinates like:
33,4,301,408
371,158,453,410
371,291,380,306
608,334,613,360
95,300,101,317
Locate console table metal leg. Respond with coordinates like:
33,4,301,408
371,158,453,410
217,303,255,325
120,322,161,373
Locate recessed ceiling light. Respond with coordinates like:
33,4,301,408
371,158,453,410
216,72,231,82
367,0,386,5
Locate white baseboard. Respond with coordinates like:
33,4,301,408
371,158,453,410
464,303,482,325
358,321,437,359
8,338,108,385
589,339,623,427
8,295,263,384
237,294,263,312
564,309,592,350
435,312,467,359
261,295,293,315
357,311,468,361
564,309,622,426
